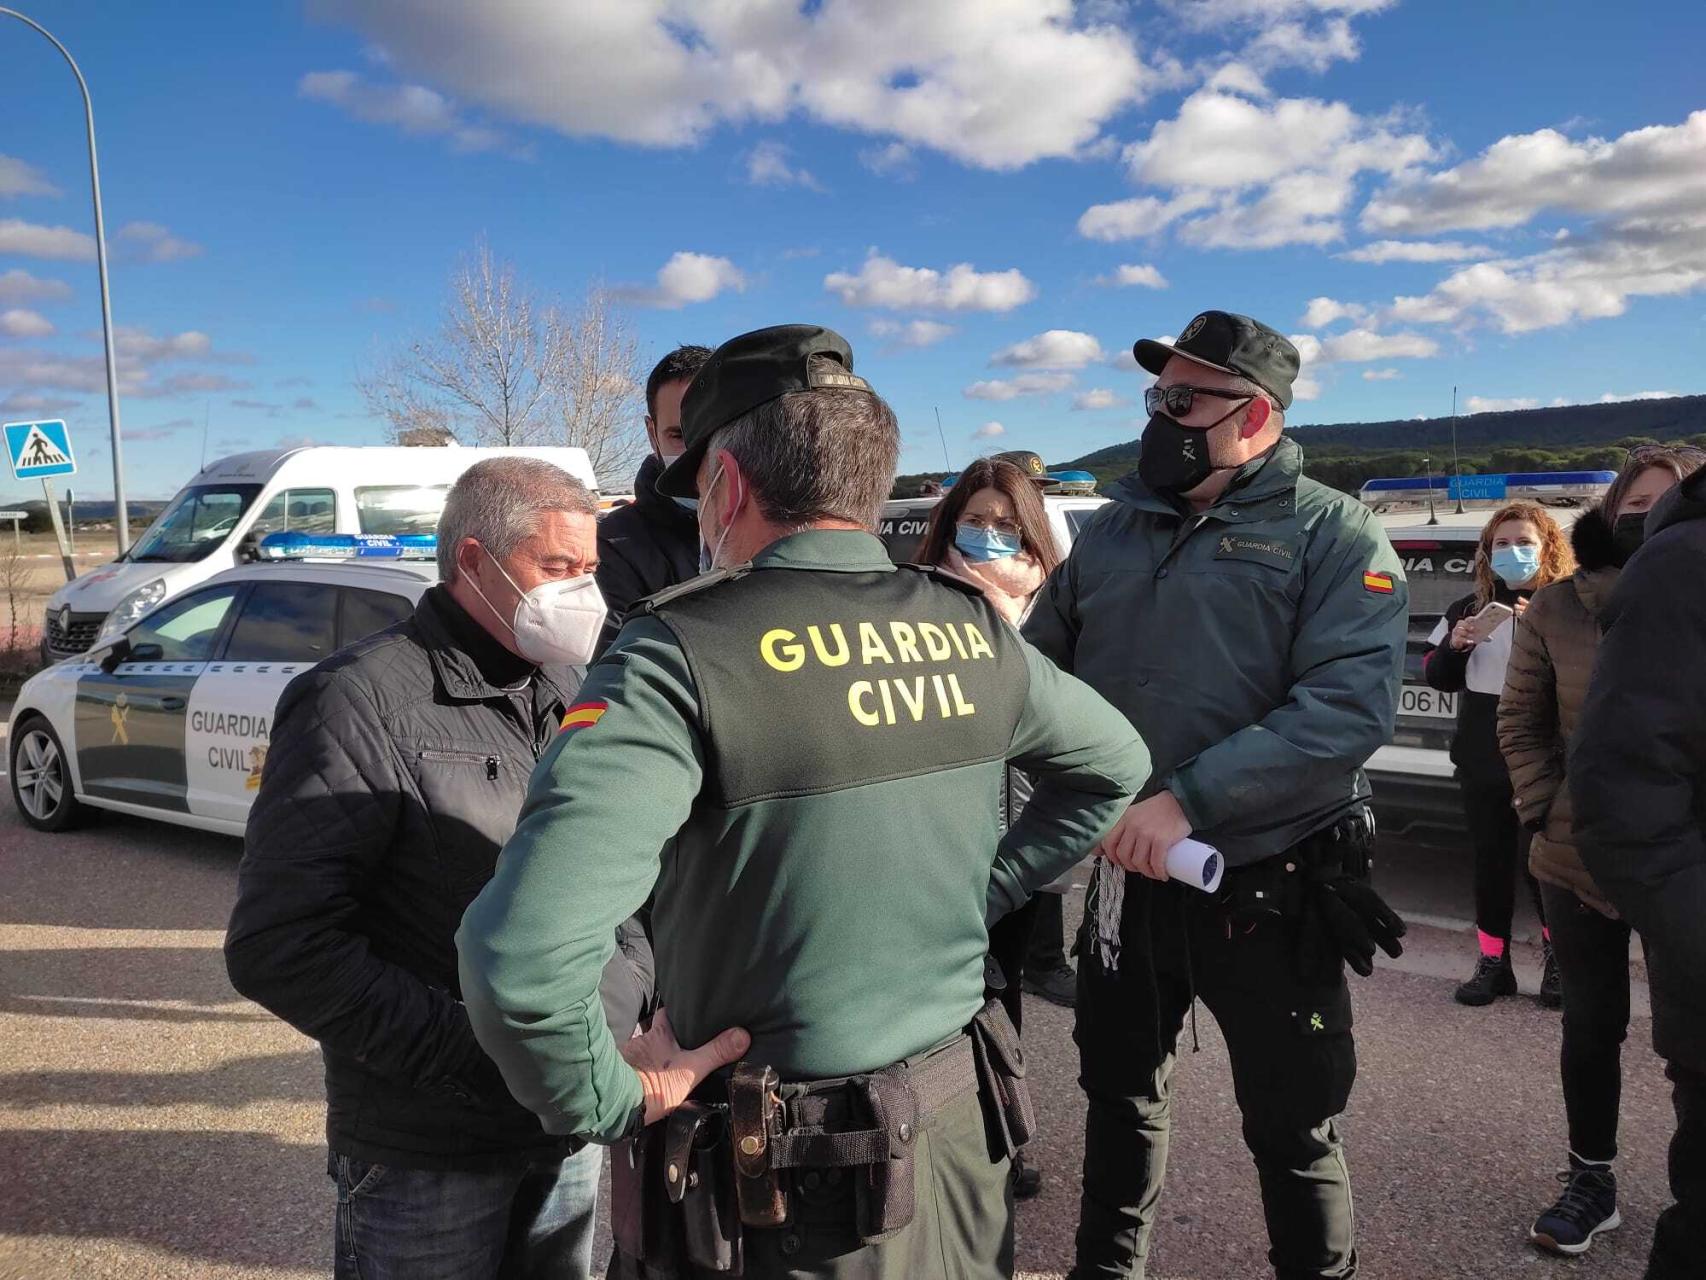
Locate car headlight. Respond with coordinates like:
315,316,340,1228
94,578,168,645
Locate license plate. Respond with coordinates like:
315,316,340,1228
1400,684,1457,720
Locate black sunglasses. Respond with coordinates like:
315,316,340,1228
1144,384,1254,418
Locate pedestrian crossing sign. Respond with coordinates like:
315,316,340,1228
3,419,77,480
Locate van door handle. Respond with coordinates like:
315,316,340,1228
160,696,187,712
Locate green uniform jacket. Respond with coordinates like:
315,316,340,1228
1024,438,1407,868
457,530,1150,1142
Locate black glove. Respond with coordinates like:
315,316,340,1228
1297,869,1407,979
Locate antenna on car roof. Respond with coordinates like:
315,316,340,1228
1449,386,1466,516
933,406,952,471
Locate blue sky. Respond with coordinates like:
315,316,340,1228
3,0,1704,499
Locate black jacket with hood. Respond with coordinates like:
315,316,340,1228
1572,467,1706,1071
595,453,700,654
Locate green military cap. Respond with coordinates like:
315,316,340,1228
656,324,874,498
991,450,1051,484
1133,310,1301,410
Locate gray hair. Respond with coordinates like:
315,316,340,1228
437,456,597,581
708,356,899,530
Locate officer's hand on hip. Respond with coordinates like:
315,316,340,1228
1098,792,1191,882
621,1008,751,1127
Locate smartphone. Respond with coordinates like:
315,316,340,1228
1467,601,1515,642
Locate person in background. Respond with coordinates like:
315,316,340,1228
1500,446,1705,1258
1568,450,1706,1280
1421,500,1573,1006
594,344,713,654
226,458,651,1280
917,453,1063,1201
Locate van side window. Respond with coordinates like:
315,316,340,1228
356,485,450,536
248,488,337,538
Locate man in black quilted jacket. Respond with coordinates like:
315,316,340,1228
226,457,654,1280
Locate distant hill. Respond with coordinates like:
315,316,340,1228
0,497,167,535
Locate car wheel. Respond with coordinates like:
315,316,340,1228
9,716,84,832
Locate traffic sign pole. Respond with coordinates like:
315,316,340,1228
40,480,75,582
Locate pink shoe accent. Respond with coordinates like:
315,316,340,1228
1478,930,1506,959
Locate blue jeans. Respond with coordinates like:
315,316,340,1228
330,1144,602,1280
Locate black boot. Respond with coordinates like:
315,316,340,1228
1538,941,1563,1009
1011,1151,1042,1200
1022,963,1077,1008
1455,952,1517,1006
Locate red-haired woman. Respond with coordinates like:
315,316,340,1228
1422,499,1575,1006
918,455,1061,1198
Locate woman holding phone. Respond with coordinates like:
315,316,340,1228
1422,499,1574,1006
916,454,1061,1199
1499,446,1706,1256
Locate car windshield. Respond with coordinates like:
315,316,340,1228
128,484,263,563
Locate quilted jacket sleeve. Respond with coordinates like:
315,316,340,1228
1498,593,1564,829
225,665,495,1098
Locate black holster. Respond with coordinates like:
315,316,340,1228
969,997,1035,1159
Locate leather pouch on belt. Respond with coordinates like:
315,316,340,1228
970,998,1036,1157
729,1063,790,1228
665,1102,743,1274
611,1127,683,1271
853,1065,918,1244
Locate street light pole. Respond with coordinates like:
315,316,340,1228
2,7,130,555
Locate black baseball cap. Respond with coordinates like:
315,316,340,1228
1133,310,1300,410
656,324,873,497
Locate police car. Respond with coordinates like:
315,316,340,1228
8,533,436,835
878,467,1108,562
1361,471,1613,844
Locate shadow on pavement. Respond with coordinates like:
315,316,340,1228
0,1128,327,1271
0,1048,322,1109
0,946,267,1024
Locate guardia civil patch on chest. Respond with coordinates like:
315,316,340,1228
1212,532,1298,571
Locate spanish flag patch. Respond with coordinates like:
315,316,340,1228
559,700,608,734
1363,570,1395,595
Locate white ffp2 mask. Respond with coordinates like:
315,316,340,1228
471,551,607,667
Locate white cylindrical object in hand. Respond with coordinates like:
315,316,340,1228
1165,838,1223,894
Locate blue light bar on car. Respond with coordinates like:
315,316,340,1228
1360,471,1616,507
258,531,438,560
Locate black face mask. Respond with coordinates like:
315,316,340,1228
1611,512,1648,565
1136,398,1252,495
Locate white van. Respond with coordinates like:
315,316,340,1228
41,445,598,660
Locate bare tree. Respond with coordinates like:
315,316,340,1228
1,546,33,662
359,243,649,483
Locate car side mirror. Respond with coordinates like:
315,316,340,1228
129,642,164,663
98,636,131,674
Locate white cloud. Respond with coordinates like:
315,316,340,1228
617,252,746,309
972,421,1007,440
1362,367,1401,381
1244,17,1360,72
1301,296,1367,327
1340,239,1494,264
1078,191,1213,242
991,329,1105,369
963,372,1074,401
1100,263,1169,289
0,269,72,303
0,218,95,261
299,70,508,153
1598,390,1679,403
1466,396,1540,414
0,392,80,416
825,252,1035,312
0,155,59,199
1204,62,1269,98
1317,327,1438,361
0,308,54,338
745,141,823,191
1292,373,1323,401
869,317,955,348
317,0,1154,170
859,142,916,177
1072,388,1127,410
113,328,219,362
118,221,204,263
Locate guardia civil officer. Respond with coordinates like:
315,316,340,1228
1023,311,1410,1280
458,324,1152,1278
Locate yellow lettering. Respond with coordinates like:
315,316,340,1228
849,681,880,727
889,621,923,664
919,623,952,661
808,624,851,667
964,623,995,661
878,680,897,725
762,628,805,672
894,677,927,721
931,674,952,717
945,622,971,661
859,621,895,666
948,672,976,717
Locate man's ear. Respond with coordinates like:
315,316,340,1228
1240,396,1272,440
454,536,483,584
643,415,660,453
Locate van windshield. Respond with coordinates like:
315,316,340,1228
129,484,263,563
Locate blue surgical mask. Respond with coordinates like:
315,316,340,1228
955,523,1022,563
1489,544,1541,587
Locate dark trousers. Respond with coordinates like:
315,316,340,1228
1072,873,1358,1280
1648,1063,1706,1280
1027,891,1069,971
1540,881,1634,1162
989,893,1040,1035
1461,778,1544,944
